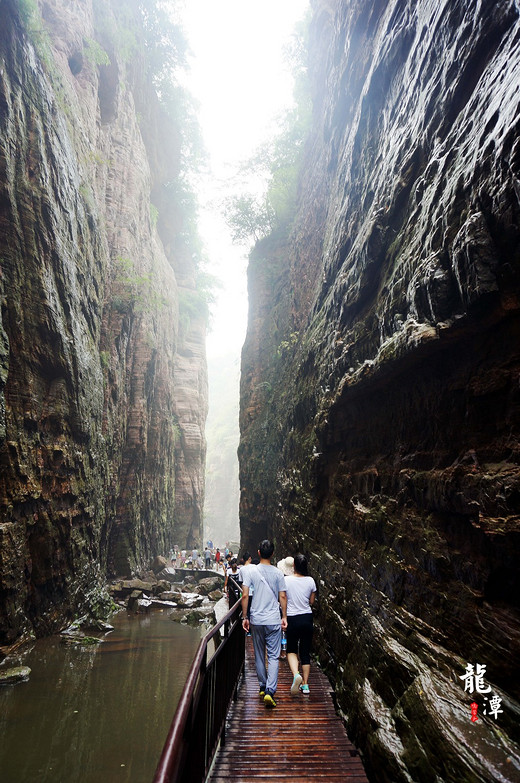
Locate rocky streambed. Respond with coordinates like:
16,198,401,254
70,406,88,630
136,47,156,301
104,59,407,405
108,569,226,629
0,564,226,685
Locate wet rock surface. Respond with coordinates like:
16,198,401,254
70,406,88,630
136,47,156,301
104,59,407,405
240,1,520,781
108,568,224,628
0,0,207,645
0,665,31,685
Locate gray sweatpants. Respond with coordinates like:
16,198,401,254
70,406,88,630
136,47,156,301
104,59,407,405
250,623,282,695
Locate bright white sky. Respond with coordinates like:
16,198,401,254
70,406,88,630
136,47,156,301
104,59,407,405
179,0,310,358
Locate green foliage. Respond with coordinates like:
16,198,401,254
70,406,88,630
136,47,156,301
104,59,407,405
178,270,220,337
84,37,111,66
91,0,206,286
94,0,188,87
16,0,53,70
112,255,168,314
163,175,206,267
118,26,139,64
254,381,272,393
139,0,188,84
86,150,111,167
157,82,205,173
223,194,275,245
223,16,312,245
99,350,110,370
276,332,300,359
171,419,181,443
17,0,38,26
92,0,133,61
79,183,96,212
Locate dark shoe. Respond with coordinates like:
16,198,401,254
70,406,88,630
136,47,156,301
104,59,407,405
264,693,277,708
259,688,265,699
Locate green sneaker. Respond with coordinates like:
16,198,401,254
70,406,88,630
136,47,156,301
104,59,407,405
258,689,265,699
300,683,310,695
264,693,277,708
290,673,302,695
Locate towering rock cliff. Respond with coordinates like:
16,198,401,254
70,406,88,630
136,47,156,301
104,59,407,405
240,1,520,780
0,0,207,645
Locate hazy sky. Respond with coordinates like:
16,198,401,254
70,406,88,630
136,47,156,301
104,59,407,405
179,0,310,358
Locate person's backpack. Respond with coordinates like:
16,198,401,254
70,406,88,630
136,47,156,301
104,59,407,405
228,575,242,604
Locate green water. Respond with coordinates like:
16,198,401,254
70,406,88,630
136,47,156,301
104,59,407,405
0,610,202,783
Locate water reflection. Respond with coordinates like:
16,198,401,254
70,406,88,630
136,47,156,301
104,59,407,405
0,610,202,783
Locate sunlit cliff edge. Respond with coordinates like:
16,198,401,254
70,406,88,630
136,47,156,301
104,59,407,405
0,0,207,644
239,1,520,781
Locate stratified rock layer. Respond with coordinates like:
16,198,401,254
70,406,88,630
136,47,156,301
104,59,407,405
0,0,206,644
240,1,520,781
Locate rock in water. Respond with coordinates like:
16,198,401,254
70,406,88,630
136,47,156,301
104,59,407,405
0,666,31,684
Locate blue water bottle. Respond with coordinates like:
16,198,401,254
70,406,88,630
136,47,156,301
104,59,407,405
281,631,287,658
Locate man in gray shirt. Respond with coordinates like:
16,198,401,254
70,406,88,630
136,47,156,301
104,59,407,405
241,540,287,708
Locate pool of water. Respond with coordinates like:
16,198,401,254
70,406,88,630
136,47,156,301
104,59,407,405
0,609,203,783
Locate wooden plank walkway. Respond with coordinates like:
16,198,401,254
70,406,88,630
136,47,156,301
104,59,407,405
208,637,369,783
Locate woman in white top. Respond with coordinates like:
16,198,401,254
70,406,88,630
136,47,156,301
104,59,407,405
284,553,316,695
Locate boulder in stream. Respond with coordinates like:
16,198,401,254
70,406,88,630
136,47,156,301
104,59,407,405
156,591,179,601
184,605,216,627
151,556,169,574
60,632,103,646
195,576,224,595
155,567,177,583
152,580,172,595
0,666,31,684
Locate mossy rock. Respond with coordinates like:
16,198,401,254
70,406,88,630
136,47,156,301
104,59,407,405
0,666,31,684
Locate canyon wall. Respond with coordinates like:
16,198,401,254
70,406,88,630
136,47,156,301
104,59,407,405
0,0,207,645
240,0,520,780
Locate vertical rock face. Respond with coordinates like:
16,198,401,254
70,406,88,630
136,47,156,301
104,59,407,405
240,1,520,780
0,0,207,644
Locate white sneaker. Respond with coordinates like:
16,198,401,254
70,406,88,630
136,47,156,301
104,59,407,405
290,673,303,695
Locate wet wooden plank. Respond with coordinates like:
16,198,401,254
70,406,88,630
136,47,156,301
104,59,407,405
208,638,369,782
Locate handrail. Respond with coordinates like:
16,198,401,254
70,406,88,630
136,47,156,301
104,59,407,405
153,598,245,783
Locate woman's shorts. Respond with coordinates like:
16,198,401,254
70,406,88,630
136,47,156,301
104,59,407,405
286,613,313,664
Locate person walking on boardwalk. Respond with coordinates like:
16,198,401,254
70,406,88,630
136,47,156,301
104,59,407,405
241,540,287,708
284,553,316,696
224,557,242,605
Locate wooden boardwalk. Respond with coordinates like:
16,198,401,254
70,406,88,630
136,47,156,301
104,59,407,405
208,637,369,783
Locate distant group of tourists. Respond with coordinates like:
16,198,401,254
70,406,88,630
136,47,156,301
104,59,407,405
168,542,240,571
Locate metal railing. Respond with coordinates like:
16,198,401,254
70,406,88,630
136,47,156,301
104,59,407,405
153,599,245,783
